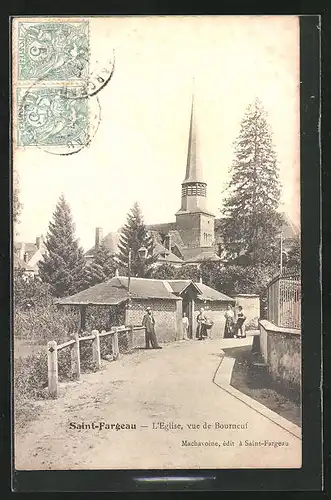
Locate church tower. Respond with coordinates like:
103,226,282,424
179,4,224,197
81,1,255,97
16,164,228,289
175,94,215,249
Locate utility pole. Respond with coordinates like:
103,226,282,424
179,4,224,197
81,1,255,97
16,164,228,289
280,231,283,276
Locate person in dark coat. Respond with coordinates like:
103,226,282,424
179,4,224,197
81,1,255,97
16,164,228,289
142,307,162,349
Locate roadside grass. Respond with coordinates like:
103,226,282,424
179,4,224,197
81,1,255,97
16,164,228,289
226,345,301,427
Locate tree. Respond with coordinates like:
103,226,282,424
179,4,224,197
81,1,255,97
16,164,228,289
118,202,157,277
284,235,301,272
149,263,177,280
84,242,117,287
222,98,282,265
38,194,86,297
14,268,52,310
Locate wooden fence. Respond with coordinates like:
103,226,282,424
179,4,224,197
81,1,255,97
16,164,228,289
47,325,145,398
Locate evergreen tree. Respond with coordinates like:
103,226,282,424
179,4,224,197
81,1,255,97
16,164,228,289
118,202,157,277
222,98,282,265
38,194,86,297
84,242,117,287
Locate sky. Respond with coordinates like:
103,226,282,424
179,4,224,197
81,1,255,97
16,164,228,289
13,15,300,251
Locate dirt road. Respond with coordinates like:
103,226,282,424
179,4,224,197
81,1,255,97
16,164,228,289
15,338,301,470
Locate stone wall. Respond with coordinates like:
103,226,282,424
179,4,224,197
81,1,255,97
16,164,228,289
126,298,180,344
259,319,301,396
233,294,260,330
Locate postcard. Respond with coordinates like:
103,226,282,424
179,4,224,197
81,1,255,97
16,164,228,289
12,15,302,472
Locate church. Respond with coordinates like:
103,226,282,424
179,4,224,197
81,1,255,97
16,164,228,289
85,95,298,268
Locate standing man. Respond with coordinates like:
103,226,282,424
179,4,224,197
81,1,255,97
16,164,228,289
182,312,189,340
142,307,162,349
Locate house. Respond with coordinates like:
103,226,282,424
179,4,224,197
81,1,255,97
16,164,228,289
57,275,236,343
13,235,46,276
13,253,35,278
85,93,298,269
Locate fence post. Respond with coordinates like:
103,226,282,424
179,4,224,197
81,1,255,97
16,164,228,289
112,327,120,360
47,341,58,398
129,325,134,351
71,333,81,380
92,329,101,369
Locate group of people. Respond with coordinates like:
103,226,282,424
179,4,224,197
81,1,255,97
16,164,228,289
182,305,246,340
142,303,246,350
223,304,246,338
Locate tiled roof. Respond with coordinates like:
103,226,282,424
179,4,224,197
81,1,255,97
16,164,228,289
146,222,177,233
85,232,121,257
281,213,299,239
167,280,234,302
167,280,201,295
57,276,179,305
180,247,221,263
168,230,185,248
194,283,234,302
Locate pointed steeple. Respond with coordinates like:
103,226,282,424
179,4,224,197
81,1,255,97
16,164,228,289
183,93,204,184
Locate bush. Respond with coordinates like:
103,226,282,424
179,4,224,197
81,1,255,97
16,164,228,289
200,262,278,297
14,269,53,310
14,350,48,401
245,317,259,330
14,305,80,343
85,305,124,331
79,338,98,372
100,335,113,359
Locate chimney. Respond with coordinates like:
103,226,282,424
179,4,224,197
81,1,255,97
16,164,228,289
199,274,203,284
23,252,29,263
36,235,43,249
95,227,103,251
19,242,25,261
115,269,119,277
164,234,171,252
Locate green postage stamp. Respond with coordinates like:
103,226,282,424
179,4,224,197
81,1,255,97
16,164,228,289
17,86,90,147
18,21,89,81
14,20,91,150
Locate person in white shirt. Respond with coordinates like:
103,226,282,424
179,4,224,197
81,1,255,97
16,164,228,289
182,312,189,340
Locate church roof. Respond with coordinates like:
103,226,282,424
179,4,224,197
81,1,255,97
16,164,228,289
281,213,300,240
180,247,221,263
182,94,204,185
146,222,177,234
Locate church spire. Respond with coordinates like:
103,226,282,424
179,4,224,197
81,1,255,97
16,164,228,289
183,92,204,184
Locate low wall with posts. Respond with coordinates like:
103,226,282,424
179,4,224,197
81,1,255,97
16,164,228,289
47,325,145,398
259,319,301,398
